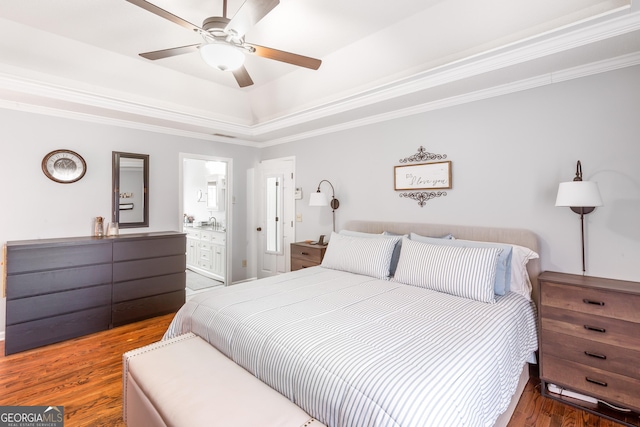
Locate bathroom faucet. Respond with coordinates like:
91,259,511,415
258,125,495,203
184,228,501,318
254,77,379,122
209,216,217,230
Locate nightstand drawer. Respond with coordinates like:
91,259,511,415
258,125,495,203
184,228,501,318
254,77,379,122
541,281,640,323
541,306,640,352
543,354,640,411
291,244,325,264
291,257,320,271
291,246,324,263
290,242,327,271
541,330,640,380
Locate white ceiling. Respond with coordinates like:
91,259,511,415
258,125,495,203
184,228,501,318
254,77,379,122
0,0,638,146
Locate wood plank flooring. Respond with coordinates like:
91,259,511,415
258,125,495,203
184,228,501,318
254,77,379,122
0,314,174,427
508,379,631,427
0,314,630,427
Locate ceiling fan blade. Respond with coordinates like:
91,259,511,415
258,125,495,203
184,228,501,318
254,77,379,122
125,0,201,32
226,0,280,38
140,44,200,60
232,66,254,87
248,44,321,70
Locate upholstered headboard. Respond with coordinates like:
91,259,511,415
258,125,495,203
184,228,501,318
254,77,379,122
343,220,541,304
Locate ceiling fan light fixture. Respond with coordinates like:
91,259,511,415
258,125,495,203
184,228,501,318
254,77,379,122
200,43,245,71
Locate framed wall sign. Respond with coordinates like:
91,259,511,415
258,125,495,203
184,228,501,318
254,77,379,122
394,161,452,191
395,146,452,207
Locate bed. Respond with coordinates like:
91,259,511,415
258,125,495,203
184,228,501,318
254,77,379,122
164,221,540,427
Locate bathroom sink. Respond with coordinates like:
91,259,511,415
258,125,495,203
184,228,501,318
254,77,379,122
198,224,225,232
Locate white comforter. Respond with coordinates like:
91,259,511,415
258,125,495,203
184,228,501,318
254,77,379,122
165,267,538,427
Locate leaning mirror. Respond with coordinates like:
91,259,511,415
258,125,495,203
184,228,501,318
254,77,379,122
112,152,149,228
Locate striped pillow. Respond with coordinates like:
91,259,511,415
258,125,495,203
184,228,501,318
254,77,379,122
339,229,405,276
393,237,500,303
410,232,512,295
321,232,401,279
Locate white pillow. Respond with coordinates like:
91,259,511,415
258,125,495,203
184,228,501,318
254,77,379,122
339,229,405,276
509,244,539,300
410,232,512,296
393,237,500,303
321,232,401,279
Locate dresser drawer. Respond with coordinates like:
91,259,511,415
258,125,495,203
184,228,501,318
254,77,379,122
7,241,112,274
541,281,640,323
6,263,112,300
542,354,640,411
6,284,112,325
541,306,640,352
114,235,186,262
113,255,186,283
113,272,186,303
112,290,184,326
541,330,640,380
5,306,112,355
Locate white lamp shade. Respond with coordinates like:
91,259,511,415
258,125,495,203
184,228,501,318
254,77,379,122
555,181,603,207
199,44,245,71
309,191,329,207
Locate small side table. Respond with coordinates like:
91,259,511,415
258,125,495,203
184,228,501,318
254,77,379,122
290,242,327,271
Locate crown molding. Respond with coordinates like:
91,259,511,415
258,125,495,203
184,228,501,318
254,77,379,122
0,10,638,147
262,51,640,147
255,9,640,137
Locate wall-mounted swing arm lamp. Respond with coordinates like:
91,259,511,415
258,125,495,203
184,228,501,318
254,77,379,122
555,160,603,273
309,179,340,232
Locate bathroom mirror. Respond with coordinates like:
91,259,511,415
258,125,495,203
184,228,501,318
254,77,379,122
112,151,149,228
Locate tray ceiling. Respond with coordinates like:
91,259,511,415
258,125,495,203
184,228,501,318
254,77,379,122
0,0,638,145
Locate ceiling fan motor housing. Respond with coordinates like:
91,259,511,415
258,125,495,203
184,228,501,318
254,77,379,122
202,16,230,35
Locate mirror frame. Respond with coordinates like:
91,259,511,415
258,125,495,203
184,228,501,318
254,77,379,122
112,151,149,229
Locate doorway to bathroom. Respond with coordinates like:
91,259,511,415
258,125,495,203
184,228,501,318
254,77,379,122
179,153,232,297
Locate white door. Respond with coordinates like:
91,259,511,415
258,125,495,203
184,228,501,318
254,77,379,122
257,158,295,278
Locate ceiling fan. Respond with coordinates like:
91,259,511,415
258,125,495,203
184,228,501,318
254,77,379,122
126,0,322,87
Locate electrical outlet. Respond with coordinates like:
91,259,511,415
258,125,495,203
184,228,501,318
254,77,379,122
242,259,247,267
296,214,302,222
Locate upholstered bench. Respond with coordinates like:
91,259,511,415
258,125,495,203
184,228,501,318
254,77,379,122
123,333,325,427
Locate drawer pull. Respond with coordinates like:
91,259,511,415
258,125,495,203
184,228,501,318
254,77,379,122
583,299,605,306
585,377,608,387
584,351,607,360
584,325,606,333
300,252,309,256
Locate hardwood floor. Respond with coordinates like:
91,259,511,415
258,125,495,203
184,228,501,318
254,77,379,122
0,314,174,427
508,379,631,427
0,314,631,427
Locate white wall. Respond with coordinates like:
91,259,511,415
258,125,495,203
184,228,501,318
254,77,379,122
262,65,640,283
0,110,260,338
1,65,638,342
